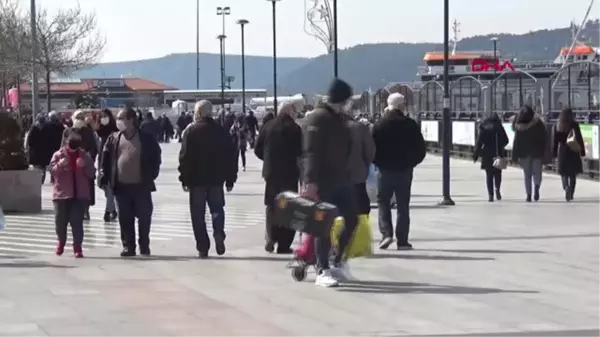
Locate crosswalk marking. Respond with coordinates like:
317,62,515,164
0,143,266,256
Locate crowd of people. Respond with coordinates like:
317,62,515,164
21,77,588,289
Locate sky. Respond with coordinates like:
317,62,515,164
22,0,600,63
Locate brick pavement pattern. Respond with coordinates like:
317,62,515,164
0,143,597,336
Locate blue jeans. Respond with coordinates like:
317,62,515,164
377,168,413,244
315,183,358,270
189,185,225,253
115,185,153,250
103,186,117,213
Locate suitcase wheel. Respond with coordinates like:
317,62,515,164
291,266,307,282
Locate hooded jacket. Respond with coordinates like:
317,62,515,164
342,114,375,184
511,113,547,161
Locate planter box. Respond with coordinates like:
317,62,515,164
0,169,42,213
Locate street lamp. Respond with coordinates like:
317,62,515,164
196,0,200,89
490,37,498,113
217,34,227,124
332,0,338,78
30,0,38,117
439,0,454,206
217,6,231,91
266,0,281,115
237,19,249,116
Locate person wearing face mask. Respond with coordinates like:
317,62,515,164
63,110,99,221
301,78,359,288
97,109,119,222
49,128,96,258
99,107,162,257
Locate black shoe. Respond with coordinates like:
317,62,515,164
215,238,226,256
488,195,494,202
110,211,118,221
526,194,532,202
103,212,111,222
397,242,413,251
533,186,540,202
120,248,136,257
276,247,294,254
495,189,502,201
198,251,209,259
378,237,394,250
140,247,151,256
264,241,275,253
83,210,90,221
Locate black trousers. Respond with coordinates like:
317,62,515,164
561,174,577,195
354,182,371,215
485,168,502,196
115,185,153,250
53,199,85,246
264,178,297,249
238,149,246,168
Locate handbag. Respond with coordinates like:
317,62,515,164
566,128,581,153
492,132,507,170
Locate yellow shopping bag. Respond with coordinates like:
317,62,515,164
331,215,373,259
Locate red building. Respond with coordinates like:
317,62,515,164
18,77,177,113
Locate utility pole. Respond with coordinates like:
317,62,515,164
30,0,38,117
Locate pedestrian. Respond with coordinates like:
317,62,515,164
244,110,259,148
230,118,248,171
302,78,359,288
372,93,426,251
99,107,162,257
178,100,237,258
553,107,585,201
49,128,95,258
473,113,509,202
511,105,547,202
255,101,303,254
97,109,119,222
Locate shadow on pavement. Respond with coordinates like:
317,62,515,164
0,261,74,268
337,280,537,295
370,253,494,261
421,249,545,254
409,232,599,243
217,255,292,262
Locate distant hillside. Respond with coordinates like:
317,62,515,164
75,21,600,96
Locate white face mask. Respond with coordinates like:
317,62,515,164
73,119,85,128
100,117,110,126
116,120,127,131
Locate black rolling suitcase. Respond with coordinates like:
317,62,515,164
275,191,339,238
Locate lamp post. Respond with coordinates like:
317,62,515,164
217,6,231,92
266,0,281,115
217,34,227,124
30,0,38,117
332,0,338,77
237,19,249,116
490,37,498,114
439,0,454,206
196,0,200,89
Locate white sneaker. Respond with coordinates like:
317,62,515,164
315,270,339,288
331,263,354,282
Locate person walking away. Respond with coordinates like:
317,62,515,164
97,109,119,222
245,110,259,148
302,78,359,288
511,105,547,202
553,107,585,201
49,128,95,258
230,119,248,171
255,102,302,254
372,93,426,251
140,112,161,142
99,107,162,257
26,115,51,183
473,113,509,202
176,112,188,142
63,110,99,220
178,100,237,258
342,106,375,231
42,111,67,183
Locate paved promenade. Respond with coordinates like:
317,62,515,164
0,143,598,336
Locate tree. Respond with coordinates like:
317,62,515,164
34,3,105,112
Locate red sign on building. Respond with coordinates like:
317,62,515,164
471,59,516,72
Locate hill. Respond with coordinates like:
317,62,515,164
75,21,600,96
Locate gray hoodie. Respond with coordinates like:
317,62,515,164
345,116,376,184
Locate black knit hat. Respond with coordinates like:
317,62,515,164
327,78,353,104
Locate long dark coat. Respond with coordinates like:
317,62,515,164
473,119,509,170
553,122,585,176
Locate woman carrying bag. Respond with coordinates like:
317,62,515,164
473,113,509,202
553,108,585,202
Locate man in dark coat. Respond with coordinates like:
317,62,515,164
178,100,237,258
254,102,302,254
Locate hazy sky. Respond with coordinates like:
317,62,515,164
25,0,600,63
